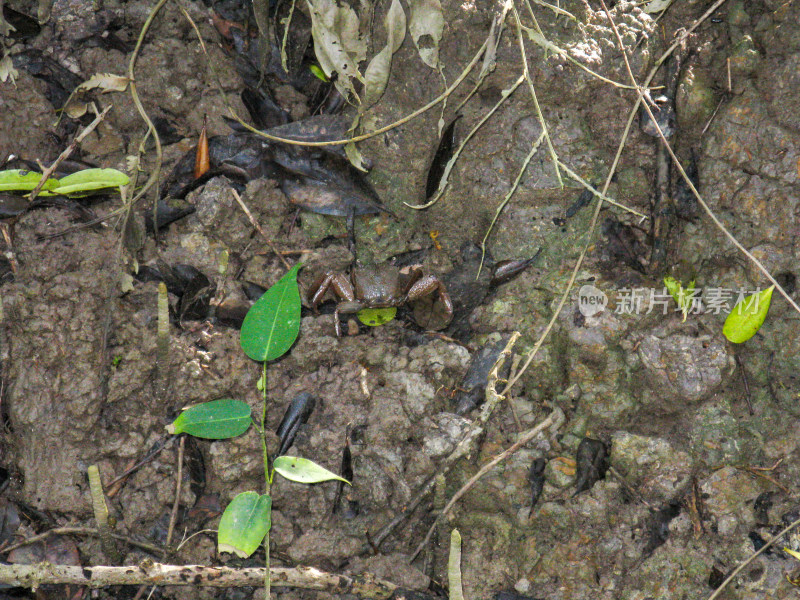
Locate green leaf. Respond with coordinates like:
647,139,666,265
166,399,252,439
722,286,774,343
217,491,272,558
309,64,329,82
0,169,60,192
240,263,302,361
357,306,397,326
48,168,129,196
273,456,350,484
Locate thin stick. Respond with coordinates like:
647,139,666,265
706,514,800,600
231,189,292,270
0,562,401,598
28,105,112,201
411,407,564,559
163,435,185,556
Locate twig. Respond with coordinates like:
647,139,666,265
28,105,112,201
512,2,562,188
231,189,292,270
0,562,401,598
706,514,800,600
411,407,564,559
88,465,122,564
164,436,185,556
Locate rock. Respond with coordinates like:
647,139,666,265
610,432,694,503
637,333,734,409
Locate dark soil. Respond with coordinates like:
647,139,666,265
2,0,800,599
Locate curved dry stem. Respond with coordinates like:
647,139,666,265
228,37,490,147
127,0,168,225
478,130,545,274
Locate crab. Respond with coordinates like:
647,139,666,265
308,264,454,336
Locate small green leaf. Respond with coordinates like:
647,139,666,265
357,306,397,326
240,263,302,362
722,286,774,343
217,491,271,558
48,168,129,195
309,64,329,82
0,169,60,192
166,399,252,439
785,547,800,562
273,456,350,484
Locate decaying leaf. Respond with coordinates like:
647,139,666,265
362,0,406,108
64,72,130,118
306,0,366,102
0,54,18,86
643,0,673,13
408,0,444,69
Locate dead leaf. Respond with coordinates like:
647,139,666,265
306,0,366,102
408,0,444,69
64,72,130,118
0,54,18,87
362,0,406,108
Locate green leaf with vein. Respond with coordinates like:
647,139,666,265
166,398,252,439
723,286,774,344
46,168,129,196
217,491,272,558
240,263,302,361
0,169,59,192
273,456,350,484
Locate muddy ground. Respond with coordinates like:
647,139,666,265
1,0,800,598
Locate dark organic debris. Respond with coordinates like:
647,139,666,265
528,457,546,513
241,86,289,130
332,429,355,515
144,198,196,232
748,530,774,555
565,186,595,219
426,115,461,199
0,497,20,547
573,437,608,495
275,392,317,456
490,249,541,287
753,491,775,525
707,565,726,590
2,5,40,39
0,194,30,218
641,501,682,559
452,336,511,415
133,263,216,321
11,50,83,111
600,218,647,274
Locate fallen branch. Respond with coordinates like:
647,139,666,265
0,561,399,598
